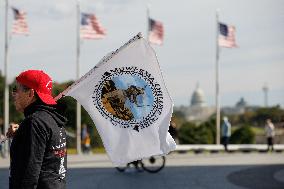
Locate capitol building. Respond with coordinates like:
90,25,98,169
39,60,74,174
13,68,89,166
174,84,247,123
174,84,215,123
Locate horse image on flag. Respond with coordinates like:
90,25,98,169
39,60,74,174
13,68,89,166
56,33,176,165
101,76,153,124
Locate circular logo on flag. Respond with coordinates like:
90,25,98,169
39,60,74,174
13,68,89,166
92,66,164,132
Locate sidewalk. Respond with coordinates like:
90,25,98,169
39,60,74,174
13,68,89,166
175,144,284,152
2,151,284,169
0,154,113,169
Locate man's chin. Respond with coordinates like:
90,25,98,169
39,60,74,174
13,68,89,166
15,106,23,112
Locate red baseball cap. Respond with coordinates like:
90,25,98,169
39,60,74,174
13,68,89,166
16,70,57,105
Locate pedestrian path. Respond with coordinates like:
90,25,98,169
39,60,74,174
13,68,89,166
1,151,283,169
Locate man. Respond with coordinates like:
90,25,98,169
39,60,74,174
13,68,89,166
221,116,231,152
265,119,275,152
168,120,179,144
7,70,68,189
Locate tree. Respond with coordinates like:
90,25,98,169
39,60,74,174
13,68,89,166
253,106,284,126
199,118,215,144
178,122,197,144
178,121,215,144
230,125,255,144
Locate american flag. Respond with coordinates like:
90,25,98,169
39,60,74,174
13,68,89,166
12,8,29,35
218,23,237,48
80,13,106,40
148,18,164,45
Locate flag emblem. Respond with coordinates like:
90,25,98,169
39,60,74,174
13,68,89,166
92,66,163,132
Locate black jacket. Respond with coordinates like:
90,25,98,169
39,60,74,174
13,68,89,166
9,101,68,189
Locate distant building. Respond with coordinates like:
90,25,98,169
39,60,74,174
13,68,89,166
174,84,215,123
190,85,206,107
222,97,247,115
174,86,255,122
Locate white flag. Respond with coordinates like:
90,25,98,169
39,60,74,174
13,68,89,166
60,33,176,165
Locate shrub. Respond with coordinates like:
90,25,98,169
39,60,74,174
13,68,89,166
178,122,214,144
230,125,255,144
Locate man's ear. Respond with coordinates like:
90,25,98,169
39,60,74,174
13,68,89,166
29,89,35,98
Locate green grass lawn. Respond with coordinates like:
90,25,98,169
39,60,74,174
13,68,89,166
232,126,265,135
251,127,265,135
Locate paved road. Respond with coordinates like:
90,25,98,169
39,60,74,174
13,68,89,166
0,152,284,189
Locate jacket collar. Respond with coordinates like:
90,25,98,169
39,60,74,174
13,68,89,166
24,100,50,117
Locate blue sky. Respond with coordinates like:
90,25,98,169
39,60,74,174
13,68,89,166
0,0,283,108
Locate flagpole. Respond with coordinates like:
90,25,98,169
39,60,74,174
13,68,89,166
146,5,150,40
3,0,10,158
215,10,221,145
76,0,82,154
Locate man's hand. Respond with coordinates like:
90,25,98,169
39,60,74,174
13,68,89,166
6,123,19,138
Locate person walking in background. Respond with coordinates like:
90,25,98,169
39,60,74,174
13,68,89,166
81,124,88,143
0,133,5,158
221,116,231,152
169,120,179,144
81,124,92,154
265,119,275,152
0,124,5,158
82,132,92,154
7,70,68,189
